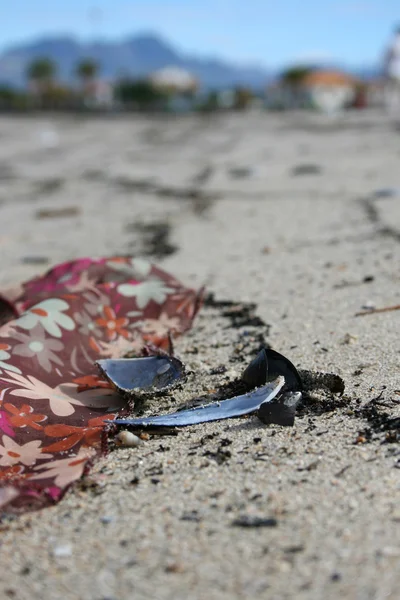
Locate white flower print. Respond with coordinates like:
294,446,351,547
0,371,126,416
0,486,19,509
97,334,144,359
58,269,97,293
0,344,22,375
82,289,110,318
58,382,126,411
0,321,17,338
106,257,152,281
117,279,174,309
132,312,181,337
0,435,51,467
31,447,96,487
73,311,101,337
16,299,75,338
12,326,64,373
0,371,84,417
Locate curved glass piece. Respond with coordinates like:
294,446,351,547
110,376,285,428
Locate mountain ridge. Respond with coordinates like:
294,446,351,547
0,33,272,89
0,32,380,89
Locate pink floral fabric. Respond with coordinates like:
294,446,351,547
0,257,201,513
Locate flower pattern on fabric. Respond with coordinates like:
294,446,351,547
0,372,85,417
95,306,129,341
0,255,201,513
117,279,174,308
16,299,75,338
0,464,25,481
132,312,182,337
0,321,17,339
31,447,96,487
0,411,15,437
74,311,101,337
0,344,22,375
97,334,144,359
42,415,114,453
72,375,113,392
58,269,97,293
0,435,51,467
12,326,64,373
81,289,110,318
106,257,152,281
4,403,47,431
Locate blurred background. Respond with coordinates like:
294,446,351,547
0,0,399,113
1,7,400,600
0,1,399,291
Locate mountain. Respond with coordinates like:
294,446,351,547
0,33,271,89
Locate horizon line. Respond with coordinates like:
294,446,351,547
0,30,380,72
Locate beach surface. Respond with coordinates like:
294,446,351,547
0,110,399,600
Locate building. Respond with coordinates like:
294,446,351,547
302,70,358,113
149,66,198,96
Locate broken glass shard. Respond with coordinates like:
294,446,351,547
96,355,184,396
110,376,285,428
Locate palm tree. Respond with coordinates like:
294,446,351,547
114,79,166,111
75,59,99,107
26,57,57,91
26,57,57,109
76,59,98,84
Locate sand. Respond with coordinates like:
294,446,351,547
0,109,399,600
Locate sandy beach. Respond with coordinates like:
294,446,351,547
0,109,399,600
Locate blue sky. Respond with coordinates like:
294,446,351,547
0,1,398,67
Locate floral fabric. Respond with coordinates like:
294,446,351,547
0,257,201,513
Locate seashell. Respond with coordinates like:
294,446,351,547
257,391,302,427
242,348,302,392
115,430,143,447
96,355,185,397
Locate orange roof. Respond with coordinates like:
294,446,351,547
303,70,358,87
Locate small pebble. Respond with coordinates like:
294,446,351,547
228,166,253,179
361,300,376,310
341,333,358,345
52,544,73,558
165,561,185,573
21,256,49,265
291,164,322,176
355,435,367,444
373,187,400,198
115,431,143,447
100,515,114,524
391,510,400,522
232,515,278,528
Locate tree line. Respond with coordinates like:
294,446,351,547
0,56,176,111
0,56,265,112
